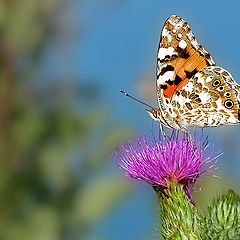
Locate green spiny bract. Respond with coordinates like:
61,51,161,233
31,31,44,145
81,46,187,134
201,190,240,240
156,182,202,239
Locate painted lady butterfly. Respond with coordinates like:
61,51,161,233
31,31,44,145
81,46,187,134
148,15,240,131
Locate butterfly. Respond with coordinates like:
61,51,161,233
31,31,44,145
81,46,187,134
147,15,240,132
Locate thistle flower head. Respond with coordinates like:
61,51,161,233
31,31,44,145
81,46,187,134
113,132,220,200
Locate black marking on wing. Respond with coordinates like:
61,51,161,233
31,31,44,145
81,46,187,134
160,85,168,90
159,65,174,76
160,55,171,63
184,69,198,79
159,54,178,63
166,80,174,85
176,47,190,59
174,75,182,85
205,52,211,60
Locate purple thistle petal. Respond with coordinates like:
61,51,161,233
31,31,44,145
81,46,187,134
113,132,220,199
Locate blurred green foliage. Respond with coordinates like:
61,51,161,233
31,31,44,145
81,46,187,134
0,1,133,239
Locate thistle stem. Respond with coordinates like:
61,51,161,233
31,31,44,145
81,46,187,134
155,182,201,239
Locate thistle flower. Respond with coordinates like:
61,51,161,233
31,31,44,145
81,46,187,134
113,132,219,201
113,133,240,239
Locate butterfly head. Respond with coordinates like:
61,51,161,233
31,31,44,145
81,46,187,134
146,108,169,124
146,108,159,121
147,108,174,128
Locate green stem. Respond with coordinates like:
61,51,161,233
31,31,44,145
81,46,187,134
155,182,201,239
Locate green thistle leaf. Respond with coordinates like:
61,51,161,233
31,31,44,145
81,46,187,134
202,190,240,240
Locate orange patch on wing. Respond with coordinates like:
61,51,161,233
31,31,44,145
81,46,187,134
162,51,209,98
163,86,176,98
195,58,208,70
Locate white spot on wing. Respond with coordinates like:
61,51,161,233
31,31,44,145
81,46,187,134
175,20,184,30
163,71,174,81
183,81,193,92
177,33,182,39
198,92,210,104
197,76,205,84
157,75,163,86
186,32,194,41
162,28,168,37
158,48,167,60
193,72,204,84
157,71,174,86
191,40,198,48
168,19,175,25
216,99,222,109
168,34,172,43
206,76,213,83
166,46,175,56
179,40,187,49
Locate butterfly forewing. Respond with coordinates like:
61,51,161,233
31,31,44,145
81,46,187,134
157,15,215,99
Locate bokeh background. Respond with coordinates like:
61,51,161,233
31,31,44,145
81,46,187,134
0,0,240,239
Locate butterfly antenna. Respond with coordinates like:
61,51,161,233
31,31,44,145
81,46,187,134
120,90,154,110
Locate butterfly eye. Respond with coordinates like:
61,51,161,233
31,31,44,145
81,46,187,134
224,99,234,109
212,79,221,87
224,92,231,98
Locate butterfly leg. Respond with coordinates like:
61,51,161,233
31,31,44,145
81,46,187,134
159,122,167,143
187,132,200,157
176,123,198,156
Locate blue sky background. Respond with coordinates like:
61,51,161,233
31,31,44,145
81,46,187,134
41,1,240,239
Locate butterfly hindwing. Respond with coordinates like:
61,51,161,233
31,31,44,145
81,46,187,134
170,66,240,127
156,15,215,99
